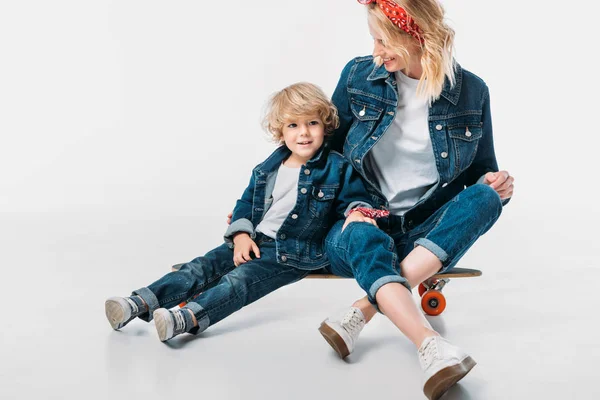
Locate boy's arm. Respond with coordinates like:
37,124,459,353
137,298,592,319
224,172,256,247
335,161,375,219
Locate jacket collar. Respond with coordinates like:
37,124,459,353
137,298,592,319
366,61,463,106
256,143,330,174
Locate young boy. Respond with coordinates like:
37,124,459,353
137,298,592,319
105,82,374,342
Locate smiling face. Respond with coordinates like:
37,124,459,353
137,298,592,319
280,114,325,166
369,22,407,73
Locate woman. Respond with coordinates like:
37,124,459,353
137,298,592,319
317,1,514,399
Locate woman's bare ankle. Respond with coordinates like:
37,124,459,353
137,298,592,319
352,297,377,323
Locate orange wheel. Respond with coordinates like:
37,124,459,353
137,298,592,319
178,301,187,308
421,290,446,316
418,283,427,297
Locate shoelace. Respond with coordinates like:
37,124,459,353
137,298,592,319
419,338,440,369
172,310,186,333
341,309,364,336
125,297,139,314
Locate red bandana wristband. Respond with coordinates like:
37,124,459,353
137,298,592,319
358,0,424,44
349,207,390,219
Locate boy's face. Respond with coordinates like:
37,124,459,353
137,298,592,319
281,114,325,164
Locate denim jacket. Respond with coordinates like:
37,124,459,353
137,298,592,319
224,144,372,270
330,56,508,233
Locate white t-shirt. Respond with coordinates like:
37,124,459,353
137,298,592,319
365,71,438,215
255,163,300,238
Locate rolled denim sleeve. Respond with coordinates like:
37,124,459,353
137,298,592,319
465,86,510,206
329,60,354,153
335,161,374,219
223,172,257,247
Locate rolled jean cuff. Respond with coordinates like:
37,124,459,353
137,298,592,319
131,287,160,322
368,275,411,312
184,302,210,334
414,238,449,264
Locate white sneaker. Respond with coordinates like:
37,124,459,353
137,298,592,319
153,308,189,342
318,307,366,358
418,336,477,400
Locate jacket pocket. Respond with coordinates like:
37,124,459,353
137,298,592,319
345,100,384,153
308,186,337,218
448,123,483,174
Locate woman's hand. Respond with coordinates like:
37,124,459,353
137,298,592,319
232,233,260,267
342,210,378,232
226,212,233,225
483,171,514,200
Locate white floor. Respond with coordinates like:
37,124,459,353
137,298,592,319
1,208,597,400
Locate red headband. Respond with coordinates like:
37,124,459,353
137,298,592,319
358,0,424,44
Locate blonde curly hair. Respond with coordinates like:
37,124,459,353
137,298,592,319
263,82,339,143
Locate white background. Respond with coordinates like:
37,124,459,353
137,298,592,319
1,1,598,399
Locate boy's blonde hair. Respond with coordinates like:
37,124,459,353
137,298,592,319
263,82,339,143
367,0,455,103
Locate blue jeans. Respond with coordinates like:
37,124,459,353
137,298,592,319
323,184,503,306
133,233,310,333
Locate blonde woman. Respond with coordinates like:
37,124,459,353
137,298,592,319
317,1,514,399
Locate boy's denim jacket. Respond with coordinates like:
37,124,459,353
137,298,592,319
330,56,509,234
224,143,372,270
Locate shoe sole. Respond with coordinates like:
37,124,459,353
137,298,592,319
153,309,173,342
318,321,350,359
105,298,129,330
424,356,477,400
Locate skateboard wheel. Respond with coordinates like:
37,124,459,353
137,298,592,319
178,301,187,308
421,290,446,316
418,283,427,297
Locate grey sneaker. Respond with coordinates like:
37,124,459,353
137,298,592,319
105,296,147,330
153,308,190,342
418,336,477,400
318,307,366,358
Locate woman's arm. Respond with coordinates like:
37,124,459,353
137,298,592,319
329,60,355,153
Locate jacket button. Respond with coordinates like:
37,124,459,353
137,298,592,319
465,130,472,137
441,152,448,159
281,255,287,262
304,169,310,175
355,159,361,164
318,191,324,198
291,214,298,219
435,124,443,131
300,188,307,194
280,234,286,240
387,111,394,116
442,182,448,188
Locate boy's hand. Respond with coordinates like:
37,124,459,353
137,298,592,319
226,212,232,225
232,233,260,267
482,170,514,200
342,211,378,232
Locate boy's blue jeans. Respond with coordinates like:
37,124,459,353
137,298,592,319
132,233,309,333
323,184,503,306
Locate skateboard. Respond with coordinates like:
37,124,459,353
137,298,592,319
171,264,481,316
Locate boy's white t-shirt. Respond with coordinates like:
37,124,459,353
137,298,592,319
365,70,438,216
255,163,300,239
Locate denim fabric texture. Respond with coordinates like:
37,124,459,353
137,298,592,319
324,184,502,307
225,144,373,270
330,56,509,234
132,233,310,332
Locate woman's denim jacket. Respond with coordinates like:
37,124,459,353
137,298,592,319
224,144,372,270
330,56,508,233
